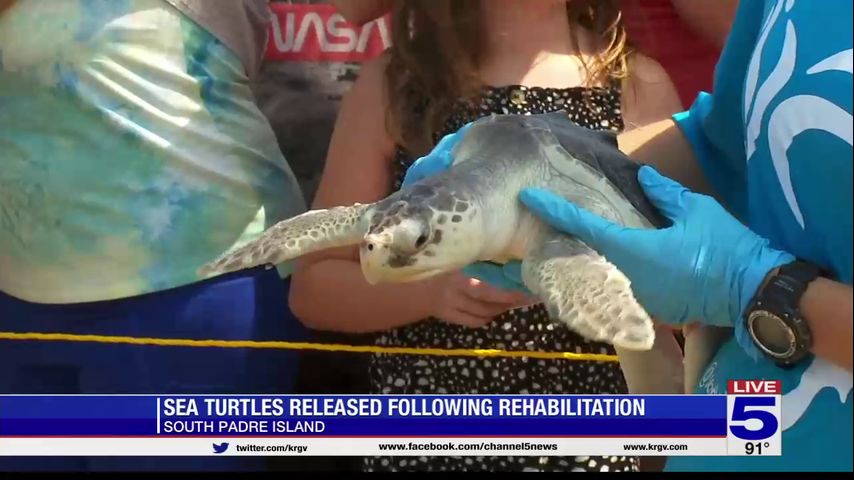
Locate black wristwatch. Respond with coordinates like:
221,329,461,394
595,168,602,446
744,260,822,367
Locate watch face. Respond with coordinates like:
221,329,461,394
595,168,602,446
748,310,797,359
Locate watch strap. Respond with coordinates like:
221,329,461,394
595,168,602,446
747,260,822,366
760,261,821,306
778,261,823,292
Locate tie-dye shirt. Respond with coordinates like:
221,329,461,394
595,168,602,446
0,0,307,304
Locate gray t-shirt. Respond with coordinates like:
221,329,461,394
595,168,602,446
254,0,388,204
164,0,271,80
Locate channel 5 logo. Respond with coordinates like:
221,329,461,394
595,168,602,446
726,380,782,456
727,380,780,440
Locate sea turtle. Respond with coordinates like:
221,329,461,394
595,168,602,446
199,111,689,393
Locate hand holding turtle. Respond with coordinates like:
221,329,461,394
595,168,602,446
401,123,472,187
427,272,539,328
519,166,795,352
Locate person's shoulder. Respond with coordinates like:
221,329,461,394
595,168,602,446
626,52,675,91
620,52,684,130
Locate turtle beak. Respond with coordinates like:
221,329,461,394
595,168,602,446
360,233,393,285
360,231,438,284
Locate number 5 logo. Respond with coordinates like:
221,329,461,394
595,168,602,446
729,397,779,440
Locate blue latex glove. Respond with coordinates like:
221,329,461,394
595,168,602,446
402,122,472,186
520,165,795,358
402,123,530,293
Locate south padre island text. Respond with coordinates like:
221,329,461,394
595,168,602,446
160,420,324,434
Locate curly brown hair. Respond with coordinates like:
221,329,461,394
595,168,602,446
384,0,632,156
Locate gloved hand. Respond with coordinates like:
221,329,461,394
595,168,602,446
401,122,472,186
519,165,795,358
463,261,529,294
402,123,531,293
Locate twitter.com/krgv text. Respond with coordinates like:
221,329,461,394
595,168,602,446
211,442,309,454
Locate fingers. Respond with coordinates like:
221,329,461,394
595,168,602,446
637,166,690,219
519,188,626,249
440,309,494,328
433,121,472,155
402,156,446,186
403,123,475,186
463,262,505,285
463,262,531,294
437,275,535,328
510,294,542,309
462,263,538,307
502,261,524,285
404,148,453,186
461,277,531,305
454,121,475,141
441,291,537,328
454,290,514,318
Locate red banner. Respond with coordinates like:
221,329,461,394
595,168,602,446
265,3,391,62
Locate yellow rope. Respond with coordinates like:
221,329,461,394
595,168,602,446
0,331,619,362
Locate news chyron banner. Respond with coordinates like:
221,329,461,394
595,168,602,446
0,381,780,457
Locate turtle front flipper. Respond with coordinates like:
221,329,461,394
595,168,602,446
198,204,371,277
520,232,655,351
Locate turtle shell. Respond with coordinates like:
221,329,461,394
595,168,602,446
517,111,670,229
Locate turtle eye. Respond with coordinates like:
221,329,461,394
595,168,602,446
414,233,429,248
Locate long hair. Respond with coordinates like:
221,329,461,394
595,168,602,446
384,0,632,155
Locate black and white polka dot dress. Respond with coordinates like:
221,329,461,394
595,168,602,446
363,85,638,473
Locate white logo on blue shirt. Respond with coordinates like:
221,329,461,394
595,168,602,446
745,0,853,228
740,0,853,431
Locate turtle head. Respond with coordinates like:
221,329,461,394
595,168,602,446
358,185,484,284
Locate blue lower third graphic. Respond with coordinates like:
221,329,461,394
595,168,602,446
0,395,729,438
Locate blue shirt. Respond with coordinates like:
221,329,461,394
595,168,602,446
669,0,852,471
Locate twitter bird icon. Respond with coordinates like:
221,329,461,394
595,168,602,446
212,442,229,454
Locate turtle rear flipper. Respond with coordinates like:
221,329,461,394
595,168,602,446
198,204,371,277
520,233,655,351
521,232,685,394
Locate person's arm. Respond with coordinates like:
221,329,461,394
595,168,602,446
799,277,853,372
619,53,716,197
619,51,692,402
288,55,433,332
618,118,715,197
620,86,852,372
670,0,738,49
330,0,392,26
